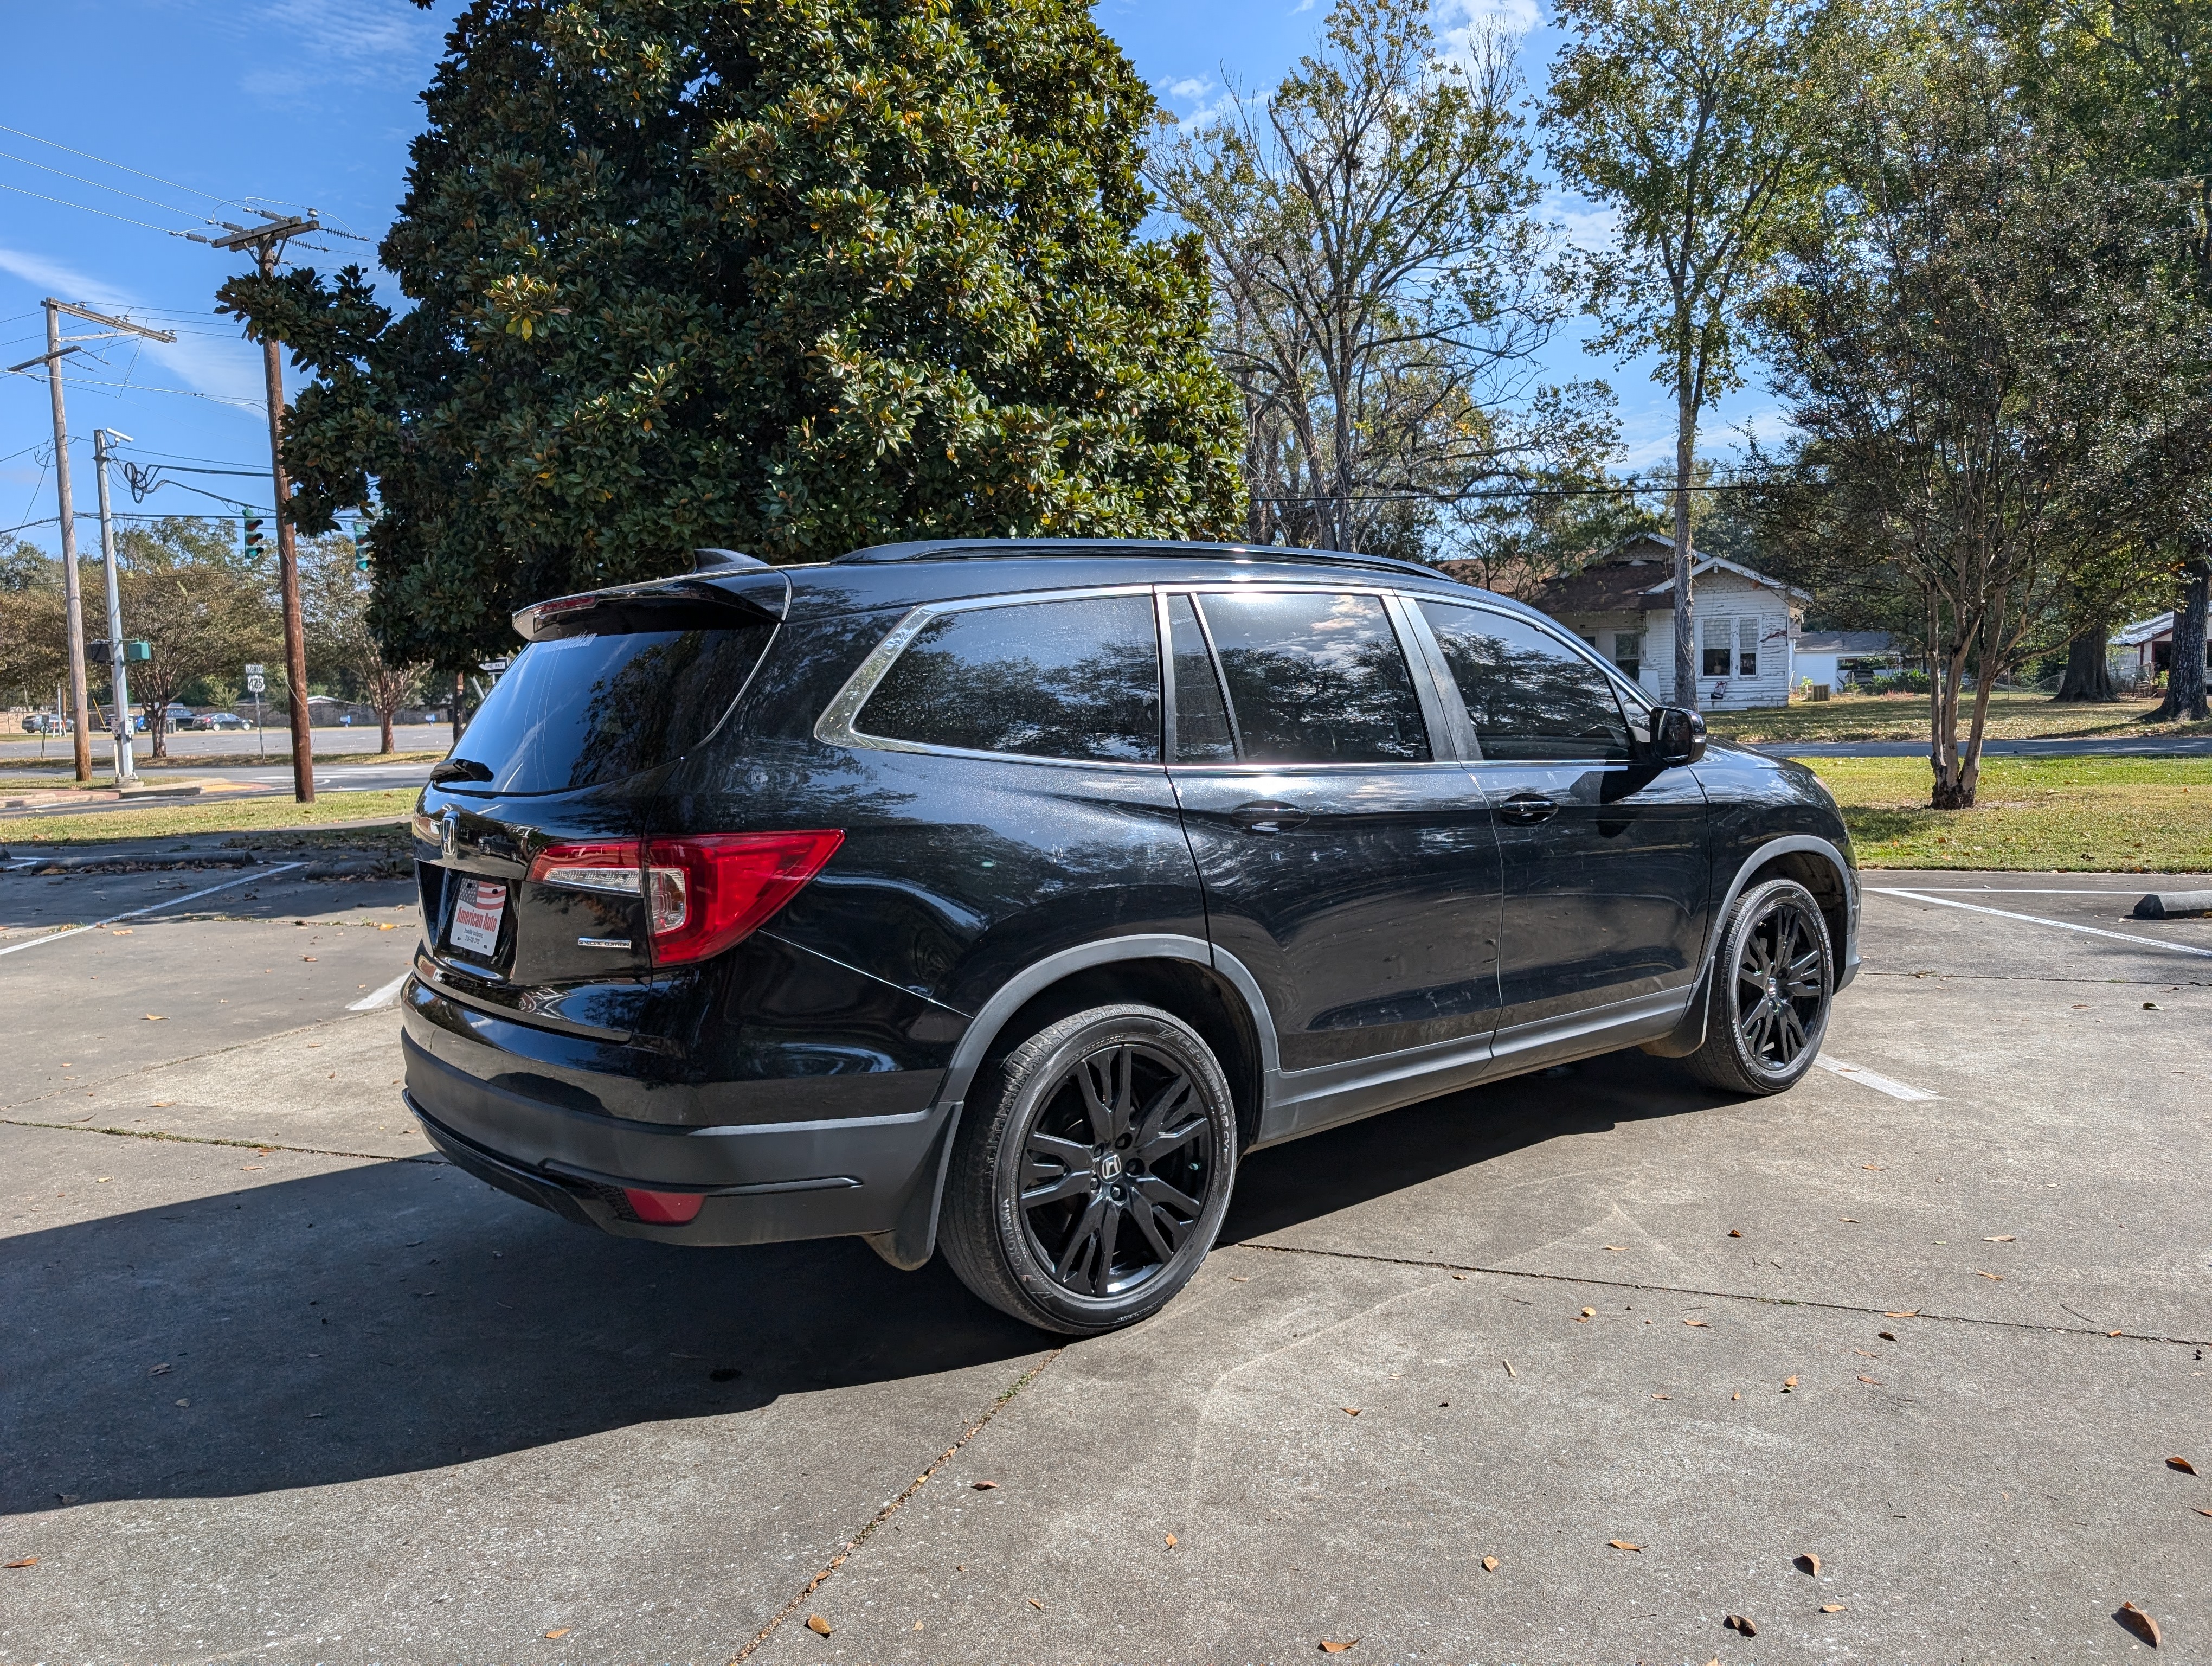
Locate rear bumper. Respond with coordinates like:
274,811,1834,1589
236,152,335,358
401,1024,953,1247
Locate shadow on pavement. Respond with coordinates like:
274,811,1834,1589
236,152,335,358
0,1157,1037,1514
1224,1044,1722,1243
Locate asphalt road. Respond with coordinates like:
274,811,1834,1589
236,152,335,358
0,725,454,766
1,866,2207,1664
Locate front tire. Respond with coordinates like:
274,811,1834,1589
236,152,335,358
939,1004,1237,1336
1685,877,1835,1095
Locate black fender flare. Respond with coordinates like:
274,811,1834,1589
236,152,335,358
1643,834,1860,1060
863,934,1281,1270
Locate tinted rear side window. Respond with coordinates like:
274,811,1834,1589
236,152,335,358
453,624,775,794
858,594,1161,763
1420,601,1631,761
1196,591,1429,765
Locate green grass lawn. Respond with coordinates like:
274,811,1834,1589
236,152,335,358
6,787,417,849
1705,689,2211,745
1806,756,2212,871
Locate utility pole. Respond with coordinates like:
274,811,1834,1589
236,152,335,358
201,213,321,804
20,305,91,781
92,428,138,781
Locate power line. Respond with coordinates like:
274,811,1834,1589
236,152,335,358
0,179,198,236
0,147,216,222
0,121,234,206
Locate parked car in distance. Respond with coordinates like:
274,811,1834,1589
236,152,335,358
181,711,251,731
20,712,71,734
402,540,1860,1336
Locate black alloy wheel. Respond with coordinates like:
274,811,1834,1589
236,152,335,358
940,1004,1237,1334
1687,876,1835,1094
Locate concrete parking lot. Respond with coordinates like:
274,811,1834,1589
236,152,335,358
2,861,2207,1665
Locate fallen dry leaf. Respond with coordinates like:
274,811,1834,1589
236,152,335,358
1878,1331,1898,1341
1684,1318,1709,1328
149,1363,170,1376
1451,1272,1468,1280
241,1164,262,1171
971,1479,999,1490
1317,1640,1359,1654
1821,1603,1846,1613
805,1614,832,1637
1885,1310,1919,1318
111,928,131,935
1862,1163,1883,1171
1603,1244,1626,1252
2110,1329,2125,1337
1973,1270,2004,1281
1650,1393,1671,1400
1027,1599,1043,1611
1795,1552,1822,1575
1727,1228,1742,1237
1481,1556,1500,1572
1579,1306,1597,1318
143,1014,166,1021
1732,1391,1741,1401
1724,1613,1758,1636
1783,1376,1799,1388
2114,1601,2160,1648
302,956,316,962
1607,1540,1642,1552
2192,1508,2212,1518
1341,1407,1361,1417
1165,1534,1176,1549
3,1558,36,1569
2168,1457,2198,1476
544,1629,571,1641
1838,1217,1858,1223
1983,1234,2016,1242
1229,1275,1249,1283
1858,1375,1882,1385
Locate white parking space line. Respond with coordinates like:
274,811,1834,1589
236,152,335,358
349,970,411,1011
0,862,304,959
1867,886,2212,961
1885,887,2173,895
1812,1056,1941,1101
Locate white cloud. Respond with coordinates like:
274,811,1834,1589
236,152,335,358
0,245,265,412
237,0,446,104
1159,75,1216,100
1545,191,1620,255
1435,0,1544,57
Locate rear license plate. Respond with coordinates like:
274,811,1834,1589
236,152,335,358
450,878,507,957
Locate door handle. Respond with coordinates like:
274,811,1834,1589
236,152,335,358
1229,800,1311,835
1497,793,1559,825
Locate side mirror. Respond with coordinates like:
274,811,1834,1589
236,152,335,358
1645,705,1706,767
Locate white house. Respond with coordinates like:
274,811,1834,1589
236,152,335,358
1526,533,1810,710
1794,629,1902,689
2111,612,2211,688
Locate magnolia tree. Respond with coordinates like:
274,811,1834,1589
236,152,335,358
219,0,1246,674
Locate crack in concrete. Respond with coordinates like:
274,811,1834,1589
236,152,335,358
728,1347,1064,1663
1243,1239,2212,1348
0,1115,440,1165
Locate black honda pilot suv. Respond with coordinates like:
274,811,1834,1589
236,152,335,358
403,540,1858,1334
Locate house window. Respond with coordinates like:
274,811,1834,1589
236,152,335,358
1612,631,1643,682
1701,616,1732,678
1739,617,1760,678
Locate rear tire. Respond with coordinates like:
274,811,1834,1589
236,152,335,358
1685,877,1835,1095
940,1003,1237,1336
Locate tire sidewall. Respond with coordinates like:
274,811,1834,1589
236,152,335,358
983,1008,1237,1334
1716,877,1835,1091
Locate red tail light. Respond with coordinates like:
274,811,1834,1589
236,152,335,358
645,831,844,965
530,831,841,965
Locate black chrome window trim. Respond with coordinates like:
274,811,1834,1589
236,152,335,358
813,583,1167,772
1411,595,1657,768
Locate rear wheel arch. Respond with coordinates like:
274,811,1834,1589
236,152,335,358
865,937,1277,1274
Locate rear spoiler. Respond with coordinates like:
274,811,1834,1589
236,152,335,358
512,555,790,643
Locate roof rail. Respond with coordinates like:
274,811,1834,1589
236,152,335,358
832,536,1438,580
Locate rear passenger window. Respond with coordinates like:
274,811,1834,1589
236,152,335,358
1167,595,1236,763
858,594,1161,763
1195,591,1430,765
1419,601,1632,761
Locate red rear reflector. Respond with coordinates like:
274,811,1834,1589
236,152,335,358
623,1188,705,1225
644,831,844,966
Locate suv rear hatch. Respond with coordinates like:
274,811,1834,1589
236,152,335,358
414,570,801,1019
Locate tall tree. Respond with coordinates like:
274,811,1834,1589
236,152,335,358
1544,0,1852,705
110,519,280,758
0,537,66,714
1758,20,2199,804
220,0,1245,674
1153,0,1597,557
1998,0,2212,719
299,533,430,754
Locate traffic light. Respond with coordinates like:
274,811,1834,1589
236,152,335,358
242,514,265,558
88,639,111,665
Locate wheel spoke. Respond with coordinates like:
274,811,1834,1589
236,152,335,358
1130,1071,1196,1151
1021,1169,1097,1209
1025,1131,1092,1174
1134,1171,1201,1219
1091,1199,1122,1295
1128,1193,1180,1259
1054,1193,1109,1285
1776,1002,1808,1061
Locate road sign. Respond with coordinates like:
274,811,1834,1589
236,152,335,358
243,663,265,675
245,674,266,694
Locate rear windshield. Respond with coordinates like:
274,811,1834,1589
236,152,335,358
449,624,774,794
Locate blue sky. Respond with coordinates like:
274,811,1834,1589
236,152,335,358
0,0,1773,561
